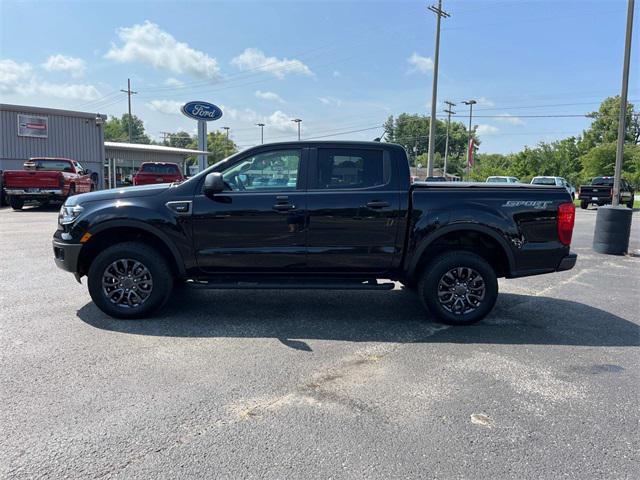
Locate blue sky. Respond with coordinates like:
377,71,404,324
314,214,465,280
1,0,638,153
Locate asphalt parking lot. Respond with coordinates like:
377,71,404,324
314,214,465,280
1,205,639,479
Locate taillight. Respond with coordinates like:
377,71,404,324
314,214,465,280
557,202,575,246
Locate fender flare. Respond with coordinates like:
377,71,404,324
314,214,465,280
407,223,516,277
88,219,186,276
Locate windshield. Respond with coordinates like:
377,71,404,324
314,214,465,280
27,159,73,172
140,163,180,174
532,177,557,185
592,177,614,186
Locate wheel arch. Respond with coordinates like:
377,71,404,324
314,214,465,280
78,220,185,278
407,224,516,281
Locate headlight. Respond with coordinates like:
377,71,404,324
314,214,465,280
59,204,84,225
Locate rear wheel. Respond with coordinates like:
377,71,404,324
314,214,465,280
88,242,173,319
418,251,498,325
68,184,76,198
627,199,634,209
580,200,589,210
9,196,24,210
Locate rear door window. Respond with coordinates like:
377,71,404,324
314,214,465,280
314,148,389,189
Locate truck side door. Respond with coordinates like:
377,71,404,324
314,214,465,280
191,147,308,273
305,146,401,273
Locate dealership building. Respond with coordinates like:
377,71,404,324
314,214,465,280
1,104,207,189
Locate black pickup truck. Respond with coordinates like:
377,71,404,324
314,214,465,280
53,141,576,325
578,176,635,209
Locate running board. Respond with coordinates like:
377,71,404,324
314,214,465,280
186,278,395,291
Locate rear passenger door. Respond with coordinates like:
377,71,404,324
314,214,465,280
305,146,400,273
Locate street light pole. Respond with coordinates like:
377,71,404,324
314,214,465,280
443,100,456,177
463,99,476,180
613,0,634,207
426,0,450,177
221,126,230,140
292,118,302,140
256,123,265,144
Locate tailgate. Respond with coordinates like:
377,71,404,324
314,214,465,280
4,171,62,189
580,186,611,197
136,172,176,183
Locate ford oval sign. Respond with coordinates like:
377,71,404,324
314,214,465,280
181,101,223,122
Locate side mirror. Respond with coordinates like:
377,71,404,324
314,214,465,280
204,172,225,196
84,169,92,175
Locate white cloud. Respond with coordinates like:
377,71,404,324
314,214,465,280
476,124,499,135
265,110,300,133
105,21,220,79
0,58,99,100
42,54,86,78
0,59,33,93
477,96,495,107
495,113,525,125
407,52,434,74
332,70,341,78
37,82,100,100
214,104,299,135
146,99,184,114
318,96,342,107
231,48,313,79
164,77,184,87
255,90,284,103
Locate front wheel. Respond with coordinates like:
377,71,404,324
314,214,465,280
9,196,24,210
418,251,498,325
87,242,173,319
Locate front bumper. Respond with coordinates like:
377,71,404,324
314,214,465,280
556,252,577,272
52,239,83,273
6,189,64,196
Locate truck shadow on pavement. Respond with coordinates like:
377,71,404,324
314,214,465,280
76,289,640,350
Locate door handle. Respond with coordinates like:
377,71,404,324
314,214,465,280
273,203,295,211
366,201,390,209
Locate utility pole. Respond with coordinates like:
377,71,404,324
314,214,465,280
426,0,450,177
120,78,137,143
463,99,477,180
292,118,302,140
443,100,456,177
613,0,634,207
256,123,265,144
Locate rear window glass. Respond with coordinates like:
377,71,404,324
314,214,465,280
487,177,507,183
532,177,557,185
140,164,180,174
592,177,614,186
28,159,73,172
316,148,389,189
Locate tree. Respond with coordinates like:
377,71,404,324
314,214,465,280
579,96,639,152
184,131,238,167
580,143,640,187
103,114,151,144
383,113,476,177
164,131,193,149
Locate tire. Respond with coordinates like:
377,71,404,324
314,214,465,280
580,200,589,210
571,193,575,201
627,199,634,209
68,184,76,198
9,196,24,210
418,251,498,325
87,242,173,319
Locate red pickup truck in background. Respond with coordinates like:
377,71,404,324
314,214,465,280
133,162,184,186
3,157,93,210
